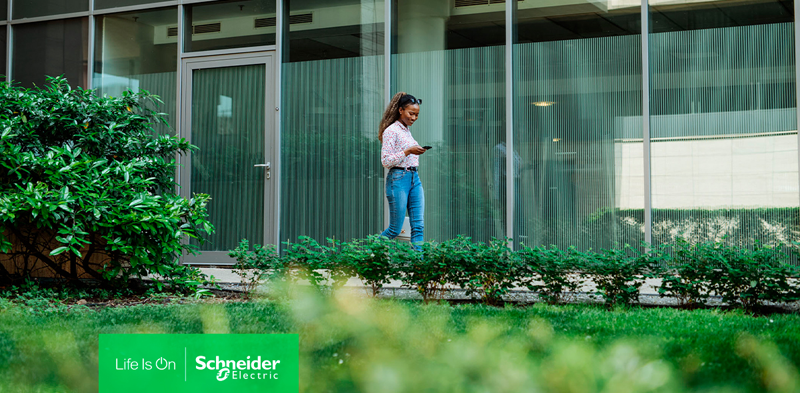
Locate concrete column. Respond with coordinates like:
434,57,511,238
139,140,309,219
395,0,449,144
397,0,448,53
359,1,384,140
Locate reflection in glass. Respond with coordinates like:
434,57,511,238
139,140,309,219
13,0,88,19
95,0,171,10
184,0,276,53
12,18,89,88
0,0,6,21
393,0,505,242
649,0,798,248
0,29,6,77
191,65,266,251
513,0,642,250
94,8,178,134
281,0,385,243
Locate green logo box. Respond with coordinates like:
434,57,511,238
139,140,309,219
99,334,298,393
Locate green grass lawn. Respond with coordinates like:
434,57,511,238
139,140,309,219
0,290,798,393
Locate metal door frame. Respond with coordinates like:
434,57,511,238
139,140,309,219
179,51,278,265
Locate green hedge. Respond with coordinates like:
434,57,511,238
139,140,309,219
230,236,800,311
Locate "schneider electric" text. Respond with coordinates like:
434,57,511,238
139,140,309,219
196,356,281,371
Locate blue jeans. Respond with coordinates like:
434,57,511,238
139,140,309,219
381,168,424,245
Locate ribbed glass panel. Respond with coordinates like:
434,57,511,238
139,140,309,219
649,22,799,248
280,56,384,242
190,65,266,251
280,0,384,244
394,45,506,242
514,35,643,249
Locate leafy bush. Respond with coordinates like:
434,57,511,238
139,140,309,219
709,241,799,310
338,235,401,297
580,245,658,307
398,237,466,303
281,236,351,291
658,240,800,310
460,238,518,306
228,239,282,297
657,240,718,306
515,245,585,304
280,236,330,290
0,77,213,292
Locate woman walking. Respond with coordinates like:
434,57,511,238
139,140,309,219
379,92,427,246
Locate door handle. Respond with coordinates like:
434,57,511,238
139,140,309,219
255,162,271,179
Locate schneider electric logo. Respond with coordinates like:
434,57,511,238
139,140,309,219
100,334,298,393
195,356,281,382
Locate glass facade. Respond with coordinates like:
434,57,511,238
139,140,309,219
514,0,643,249
0,28,5,78
281,0,385,243
0,0,796,259
393,0,506,243
184,0,276,52
648,0,798,247
13,0,88,19
93,7,177,134
12,18,89,88
95,0,171,10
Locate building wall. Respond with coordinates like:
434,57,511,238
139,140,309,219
1,0,797,261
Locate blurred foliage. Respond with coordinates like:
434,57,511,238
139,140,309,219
1,286,800,392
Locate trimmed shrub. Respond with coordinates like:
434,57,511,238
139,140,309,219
230,236,800,310
398,237,467,303
709,241,799,310
460,238,518,306
228,239,282,297
515,245,585,304
657,239,718,307
580,245,658,307
338,235,402,297
281,236,343,290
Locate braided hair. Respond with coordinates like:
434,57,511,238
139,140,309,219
378,92,419,142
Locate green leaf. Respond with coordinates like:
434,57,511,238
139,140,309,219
50,246,69,256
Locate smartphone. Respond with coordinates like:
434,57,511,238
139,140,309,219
422,146,433,150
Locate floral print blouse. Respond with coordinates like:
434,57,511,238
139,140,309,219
381,120,420,169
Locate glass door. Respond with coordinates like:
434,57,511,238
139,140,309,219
180,53,276,264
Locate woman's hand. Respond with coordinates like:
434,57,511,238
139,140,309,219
404,145,427,156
